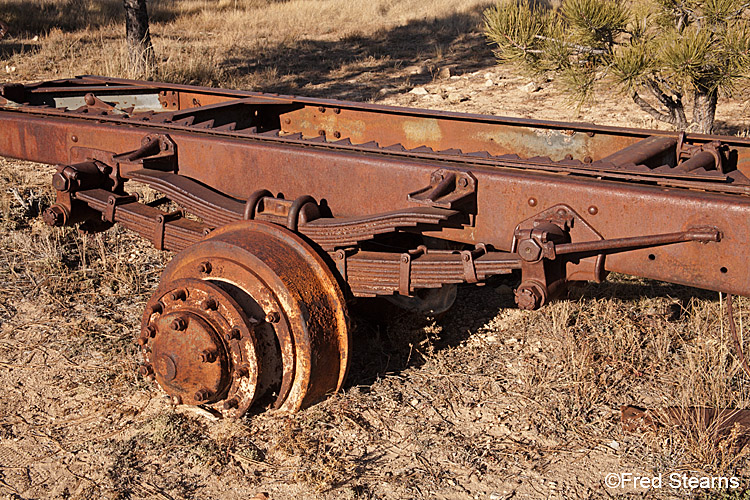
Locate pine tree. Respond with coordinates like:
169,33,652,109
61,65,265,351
484,0,750,134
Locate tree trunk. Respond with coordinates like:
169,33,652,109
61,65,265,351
124,0,156,78
692,86,718,134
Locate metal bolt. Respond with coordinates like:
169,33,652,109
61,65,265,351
171,317,187,331
318,129,326,136
203,298,218,311
588,206,598,215
515,288,539,310
171,395,182,405
235,366,250,379
223,398,239,410
71,135,78,143
43,205,67,227
84,94,96,106
564,154,573,160
169,289,187,301
198,261,212,274
517,239,542,262
556,208,567,218
226,327,242,341
194,389,210,402
400,255,409,264
138,364,153,377
458,177,469,188
52,172,70,191
333,107,341,114
333,131,341,139
318,106,326,113
462,253,471,262
284,117,291,124
528,198,537,207
198,349,217,363
265,311,280,323
136,336,148,346
148,302,164,315
583,156,593,164
145,325,157,338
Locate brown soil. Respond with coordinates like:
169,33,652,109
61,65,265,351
1,2,750,499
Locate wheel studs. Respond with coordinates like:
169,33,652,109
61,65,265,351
235,366,249,379
225,327,241,341
148,302,163,315
194,389,211,402
198,261,212,274
265,311,280,323
171,317,187,331
223,398,239,410
138,364,154,382
203,298,218,311
198,349,217,363
169,289,187,301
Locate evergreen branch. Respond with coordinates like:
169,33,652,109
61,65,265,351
533,34,608,55
644,78,687,127
631,91,674,123
501,33,545,54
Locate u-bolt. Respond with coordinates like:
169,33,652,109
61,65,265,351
243,189,273,220
286,195,316,232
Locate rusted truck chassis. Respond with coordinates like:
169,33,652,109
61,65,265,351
0,76,747,417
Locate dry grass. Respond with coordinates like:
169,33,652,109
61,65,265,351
1,1,750,499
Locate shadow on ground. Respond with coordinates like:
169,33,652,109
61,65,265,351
344,273,718,390
223,6,496,101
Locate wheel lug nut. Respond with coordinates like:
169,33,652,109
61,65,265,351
198,261,212,274
225,327,241,341
235,366,249,379
194,389,210,402
148,302,163,315
223,398,239,410
171,317,187,331
145,325,157,338
136,336,148,346
198,349,217,363
169,289,186,301
203,298,218,311
138,364,153,377
265,311,280,323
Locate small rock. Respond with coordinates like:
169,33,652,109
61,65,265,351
410,87,429,95
410,398,419,406
607,439,620,451
521,82,541,93
405,65,428,75
4,65,16,74
437,66,452,79
32,35,39,42
484,79,494,86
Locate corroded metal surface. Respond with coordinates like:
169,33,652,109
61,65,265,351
2,76,750,413
143,221,349,415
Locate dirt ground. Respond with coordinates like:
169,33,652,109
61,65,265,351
1,1,750,499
